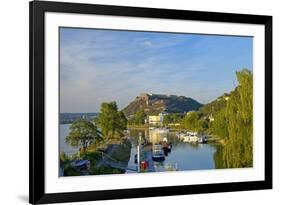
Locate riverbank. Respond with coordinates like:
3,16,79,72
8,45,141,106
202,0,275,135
61,137,132,176
128,124,185,130
207,135,226,145
127,124,150,129
128,125,225,145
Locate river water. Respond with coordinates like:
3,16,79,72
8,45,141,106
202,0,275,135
127,129,218,172
60,124,219,172
59,124,79,156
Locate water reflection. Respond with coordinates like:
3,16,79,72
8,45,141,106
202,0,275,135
128,128,218,172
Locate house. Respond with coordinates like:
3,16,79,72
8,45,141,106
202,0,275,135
208,115,215,122
148,115,161,125
148,112,168,125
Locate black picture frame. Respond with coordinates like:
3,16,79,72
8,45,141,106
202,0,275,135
29,0,272,204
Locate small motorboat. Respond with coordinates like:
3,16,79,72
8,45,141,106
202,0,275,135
198,136,208,143
71,160,90,170
152,144,165,161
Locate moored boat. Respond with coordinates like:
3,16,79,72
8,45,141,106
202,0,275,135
177,131,201,143
152,144,165,161
198,136,208,143
71,160,90,171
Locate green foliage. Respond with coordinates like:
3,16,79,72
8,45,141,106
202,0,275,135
116,111,128,135
199,94,228,115
197,118,209,133
162,113,183,126
97,101,127,138
128,109,146,125
65,118,103,152
213,146,225,169
80,151,102,162
182,112,208,132
98,102,118,137
89,165,122,175
212,69,253,168
63,164,80,176
60,151,68,162
236,69,253,124
210,109,228,138
182,112,200,131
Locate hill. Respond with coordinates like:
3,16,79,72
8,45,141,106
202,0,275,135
122,93,202,117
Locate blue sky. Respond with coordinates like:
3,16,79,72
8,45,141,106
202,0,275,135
60,28,253,113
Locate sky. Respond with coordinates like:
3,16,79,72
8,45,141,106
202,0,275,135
60,27,253,113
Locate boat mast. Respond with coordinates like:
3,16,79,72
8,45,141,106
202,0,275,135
137,132,142,172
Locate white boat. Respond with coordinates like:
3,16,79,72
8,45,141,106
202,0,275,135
177,131,199,143
177,133,189,142
152,144,165,161
189,135,199,142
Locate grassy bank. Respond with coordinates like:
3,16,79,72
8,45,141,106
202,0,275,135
61,138,132,176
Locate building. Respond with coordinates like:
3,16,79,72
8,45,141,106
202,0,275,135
148,115,161,125
208,114,215,122
148,112,168,126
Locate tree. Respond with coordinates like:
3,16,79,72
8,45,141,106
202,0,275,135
116,111,128,136
210,108,228,139
212,69,253,168
182,111,201,131
97,101,127,138
197,118,209,133
163,114,172,126
163,113,183,126
135,109,146,125
128,109,146,125
222,69,253,167
98,102,118,138
66,119,103,153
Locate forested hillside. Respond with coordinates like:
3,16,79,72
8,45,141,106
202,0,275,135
122,93,202,117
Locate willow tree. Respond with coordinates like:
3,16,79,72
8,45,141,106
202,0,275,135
225,69,253,167
66,119,103,153
213,69,253,168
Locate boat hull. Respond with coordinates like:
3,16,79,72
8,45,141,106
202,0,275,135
152,156,165,161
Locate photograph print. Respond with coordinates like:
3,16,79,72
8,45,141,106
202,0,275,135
59,27,253,177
